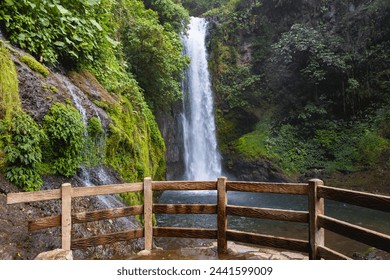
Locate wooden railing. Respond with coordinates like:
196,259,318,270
6,178,390,259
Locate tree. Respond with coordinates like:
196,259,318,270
115,0,189,109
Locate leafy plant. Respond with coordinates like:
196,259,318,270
1,112,44,191
43,102,85,176
85,116,105,167
0,0,117,66
115,0,189,108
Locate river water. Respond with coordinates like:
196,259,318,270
156,17,390,258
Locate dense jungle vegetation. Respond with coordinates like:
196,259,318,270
0,0,189,194
190,0,390,180
0,0,389,193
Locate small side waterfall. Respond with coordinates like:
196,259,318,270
181,17,221,180
58,74,134,228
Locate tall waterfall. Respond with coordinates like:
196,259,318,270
181,17,221,180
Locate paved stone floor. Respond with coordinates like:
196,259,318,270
131,241,309,260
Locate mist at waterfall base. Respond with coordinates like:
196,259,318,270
157,18,390,258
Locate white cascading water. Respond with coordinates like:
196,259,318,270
58,74,133,228
181,17,221,180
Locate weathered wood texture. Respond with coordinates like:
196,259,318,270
7,189,61,204
153,204,217,214
61,183,72,251
318,215,390,252
317,245,351,260
217,177,228,254
7,177,390,256
152,181,217,191
226,182,308,195
143,177,153,250
227,206,309,223
7,183,143,205
71,228,144,249
72,183,143,197
308,179,324,260
28,205,144,231
226,230,309,253
153,227,217,239
318,186,390,213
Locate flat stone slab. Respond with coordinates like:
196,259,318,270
35,249,73,260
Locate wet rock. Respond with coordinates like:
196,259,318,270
223,155,289,182
137,250,151,256
270,254,289,260
281,251,307,260
250,252,271,259
0,247,13,260
155,101,185,180
35,249,73,260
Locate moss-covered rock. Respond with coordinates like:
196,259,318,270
0,42,22,121
0,42,22,171
105,93,166,182
19,55,49,77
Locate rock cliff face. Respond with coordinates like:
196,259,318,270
155,101,185,180
223,154,289,182
0,39,161,259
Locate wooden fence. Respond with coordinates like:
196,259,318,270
6,177,390,259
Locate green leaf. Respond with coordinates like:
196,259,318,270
54,41,65,47
55,4,70,15
90,19,103,31
86,0,100,5
105,35,119,47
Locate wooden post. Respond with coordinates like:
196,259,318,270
308,179,324,260
217,177,227,255
143,177,153,250
61,183,72,251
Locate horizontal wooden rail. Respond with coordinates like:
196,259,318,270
227,205,309,223
7,177,390,259
72,183,143,198
226,182,308,195
28,205,144,231
153,204,217,214
226,229,309,253
7,183,143,204
317,245,351,260
7,189,61,204
153,227,218,239
152,181,217,191
318,186,390,213
318,215,390,252
71,228,144,249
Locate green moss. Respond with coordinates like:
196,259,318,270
0,42,22,170
234,121,273,159
103,90,166,207
42,85,58,93
0,42,22,121
19,55,49,77
104,88,166,182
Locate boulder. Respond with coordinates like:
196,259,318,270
35,249,73,260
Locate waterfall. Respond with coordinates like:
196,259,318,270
58,73,134,228
181,17,221,180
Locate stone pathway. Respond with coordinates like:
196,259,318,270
132,241,308,260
